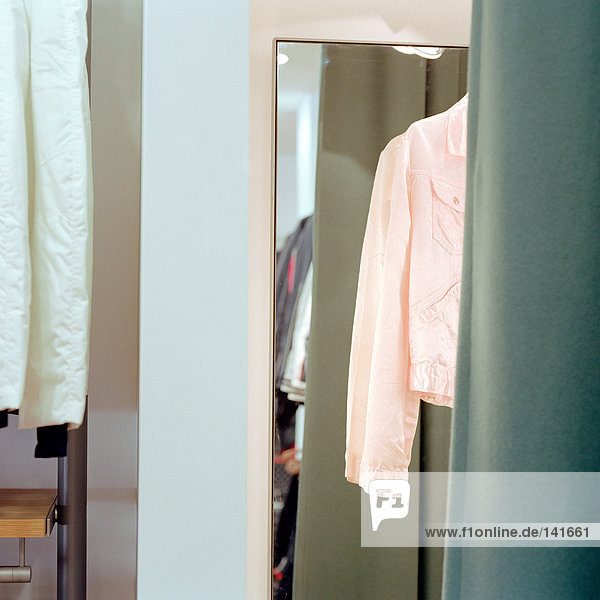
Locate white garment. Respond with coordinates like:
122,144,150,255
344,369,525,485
281,265,313,401
0,0,92,429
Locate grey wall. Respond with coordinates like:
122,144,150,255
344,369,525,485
87,0,142,598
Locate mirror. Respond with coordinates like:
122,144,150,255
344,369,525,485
273,41,468,600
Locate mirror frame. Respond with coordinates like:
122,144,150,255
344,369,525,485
269,38,469,598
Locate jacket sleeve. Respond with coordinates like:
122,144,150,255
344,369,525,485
345,133,420,492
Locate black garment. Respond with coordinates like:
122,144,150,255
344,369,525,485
274,475,299,600
35,424,68,458
275,390,297,448
0,409,68,457
273,389,297,511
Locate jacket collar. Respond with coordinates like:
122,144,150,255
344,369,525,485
447,93,468,157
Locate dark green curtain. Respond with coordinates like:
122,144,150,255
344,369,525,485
444,2,600,599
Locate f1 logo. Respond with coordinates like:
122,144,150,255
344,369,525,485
368,479,411,531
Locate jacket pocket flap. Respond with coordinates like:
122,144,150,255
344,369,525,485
431,177,465,213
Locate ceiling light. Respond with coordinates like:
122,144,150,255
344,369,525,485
394,46,444,60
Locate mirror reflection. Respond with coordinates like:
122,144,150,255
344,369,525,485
273,42,468,600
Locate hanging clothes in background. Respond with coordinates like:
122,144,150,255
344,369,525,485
273,474,299,600
274,215,313,449
275,216,314,389
0,0,92,438
444,2,600,599
281,265,312,403
273,216,313,600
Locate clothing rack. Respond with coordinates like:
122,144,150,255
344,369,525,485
0,409,87,599
1,0,91,596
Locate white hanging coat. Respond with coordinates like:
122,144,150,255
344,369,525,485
0,0,92,429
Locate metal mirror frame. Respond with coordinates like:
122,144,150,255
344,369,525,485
269,38,469,598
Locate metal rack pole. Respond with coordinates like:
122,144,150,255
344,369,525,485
57,408,87,600
57,457,68,599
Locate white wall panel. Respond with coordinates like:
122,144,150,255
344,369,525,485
139,1,249,598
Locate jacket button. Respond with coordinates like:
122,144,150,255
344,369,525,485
453,196,460,205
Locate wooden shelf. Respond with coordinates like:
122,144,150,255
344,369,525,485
0,489,57,538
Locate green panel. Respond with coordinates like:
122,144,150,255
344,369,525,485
444,2,600,598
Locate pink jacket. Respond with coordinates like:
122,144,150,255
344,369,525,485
346,95,467,491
